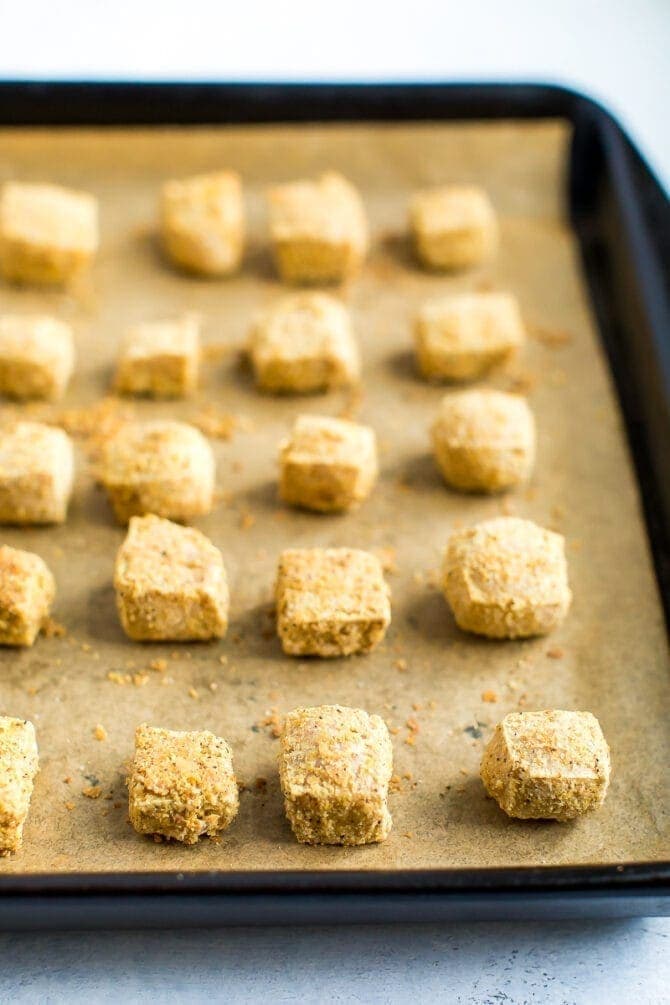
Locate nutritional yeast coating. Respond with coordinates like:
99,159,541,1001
443,516,571,638
0,717,39,854
276,547,391,657
0,314,75,401
114,514,229,641
160,171,245,276
114,315,200,398
279,704,393,845
127,723,239,844
480,710,611,821
431,388,535,493
409,184,498,271
279,413,378,512
98,419,215,524
267,171,368,284
0,545,55,647
0,421,74,525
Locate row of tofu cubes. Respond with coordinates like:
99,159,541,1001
0,706,611,855
0,174,497,287
0,287,525,402
0,513,571,652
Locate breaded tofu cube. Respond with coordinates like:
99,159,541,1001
415,292,525,382
0,181,98,286
0,422,74,524
98,420,215,524
442,516,571,639
279,704,393,845
160,171,244,277
480,710,611,821
0,314,75,400
0,717,39,854
276,547,391,657
127,723,239,844
431,389,535,493
114,316,200,398
409,185,497,271
249,292,360,394
279,414,377,513
114,514,229,641
0,545,55,647
267,172,368,284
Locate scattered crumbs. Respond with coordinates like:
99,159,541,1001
256,707,283,738
337,383,364,420
65,801,76,811
374,546,398,575
188,687,199,700
113,801,123,810
551,504,566,522
389,726,400,736
170,651,181,660
411,702,423,712
403,832,414,839
389,774,403,793
81,641,92,652
42,617,67,639
254,776,268,792
505,368,538,395
547,647,564,660
149,658,167,672
209,681,218,692
192,406,252,441
531,324,573,348
25,684,39,697
239,511,256,531
464,723,486,740
428,700,437,711
133,672,149,688
53,397,133,459
507,678,521,692
570,538,583,551
93,724,107,741
518,693,529,708
107,670,132,686
63,776,72,784
481,690,498,703
394,658,408,673
82,785,102,800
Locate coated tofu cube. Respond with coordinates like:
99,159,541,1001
480,710,611,821
0,422,74,524
114,316,200,398
442,516,571,639
0,182,98,286
279,414,377,512
276,547,391,657
0,545,55,647
409,185,497,270
114,514,229,641
249,293,360,394
416,292,525,382
127,723,239,844
279,704,393,845
160,171,244,276
431,389,535,493
267,172,368,284
0,717,39,854
98,420,215,524
0,314,75,400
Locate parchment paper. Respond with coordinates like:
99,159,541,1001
0,121,668,875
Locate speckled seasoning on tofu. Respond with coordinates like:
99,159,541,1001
409,184,497,271
0,421,74,525
127,723,239,844
0,545,55,647
279,704,393,845
0,314,75,400
114,315,200,398
160,171,244,277
0,717,39,854
480,709,611,820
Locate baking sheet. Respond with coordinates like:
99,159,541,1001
0,120,668,875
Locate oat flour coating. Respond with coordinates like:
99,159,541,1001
0,314,75,400
409,185,497,271
0,717,39,854
0,421,74,525
114,315,200,398
0,545,55,647
160,171,245,276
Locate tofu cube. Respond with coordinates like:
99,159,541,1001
160,171,244,277
267,172,368,284
409,185,497,270
0,717,39,854
127,723,239,844
276,547,391,657
250,293,360,394
279,414,377,512
480,710,611,821
114,514,229,641
0,422,74,524
0,545,55,647
0,182,98,286
416,292,525,382
0,314,75,400
443,516,571,639
279,704,393,845
98,420,215,524
114,316,200,398
431,389,535,493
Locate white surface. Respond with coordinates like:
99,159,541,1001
0,1,669,1002
1,0,669,188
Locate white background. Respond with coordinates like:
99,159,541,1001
0,1,669,1002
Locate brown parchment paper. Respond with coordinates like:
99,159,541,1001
0,120,668,876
